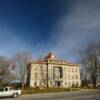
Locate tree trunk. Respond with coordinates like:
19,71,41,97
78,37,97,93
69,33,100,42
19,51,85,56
21,82,24,90
91,76,97,88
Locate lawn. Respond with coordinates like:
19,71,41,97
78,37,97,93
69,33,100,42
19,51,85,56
21,87,81,95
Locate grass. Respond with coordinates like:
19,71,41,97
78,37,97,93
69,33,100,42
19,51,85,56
21,87,81,95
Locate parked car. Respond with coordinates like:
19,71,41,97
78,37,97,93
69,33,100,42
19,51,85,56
0,87,21,98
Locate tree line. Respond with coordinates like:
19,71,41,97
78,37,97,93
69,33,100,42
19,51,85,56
79,42,100,88
0,52,32,89
0,41,100,89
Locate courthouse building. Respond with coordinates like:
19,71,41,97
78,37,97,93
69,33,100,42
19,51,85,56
27,53,81,88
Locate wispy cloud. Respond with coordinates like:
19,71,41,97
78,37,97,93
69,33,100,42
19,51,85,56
49,0,100,61
0,0,100,62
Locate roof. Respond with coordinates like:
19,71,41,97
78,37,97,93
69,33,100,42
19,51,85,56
44,52,57,60
31,52,79,66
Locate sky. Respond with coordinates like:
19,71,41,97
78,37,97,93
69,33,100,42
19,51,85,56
0,0,100,62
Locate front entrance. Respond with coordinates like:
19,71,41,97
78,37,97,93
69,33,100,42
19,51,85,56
55,81,62,87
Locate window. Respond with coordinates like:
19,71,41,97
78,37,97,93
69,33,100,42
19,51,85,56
64,68,66,70
76,69,78,73
76,81,79,86
65,82,67,85
73,81,74,84
34,73,37,79
50,81,52,86
72,81,75,86
50,60,52,62
68,69,70,72
68,75,70,79
34,82,37,86
5,88,8,91
68,82,71,85
76,75,78,79
0,88,4,92
53,66,63,79
64,74,66,78
39,82,42,86
56,60,59,63
72,75,74,79
72,68,74,72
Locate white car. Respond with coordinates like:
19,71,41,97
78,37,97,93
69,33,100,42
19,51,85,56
0,87,21,98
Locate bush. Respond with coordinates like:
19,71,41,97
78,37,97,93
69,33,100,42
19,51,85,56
0,82,9,87
21,87,34,95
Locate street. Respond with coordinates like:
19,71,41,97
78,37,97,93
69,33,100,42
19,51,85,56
0,91,100,100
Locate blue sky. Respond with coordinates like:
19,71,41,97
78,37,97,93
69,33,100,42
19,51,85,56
0,0,100,62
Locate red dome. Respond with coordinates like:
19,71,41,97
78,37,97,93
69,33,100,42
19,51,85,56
44,52,56,60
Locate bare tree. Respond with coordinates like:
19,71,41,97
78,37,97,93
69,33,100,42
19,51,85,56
79,42,100,88
80,67,91,87
0,56,14,82
12,52,32,89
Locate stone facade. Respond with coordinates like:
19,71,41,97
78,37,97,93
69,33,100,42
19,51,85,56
27,53,81,88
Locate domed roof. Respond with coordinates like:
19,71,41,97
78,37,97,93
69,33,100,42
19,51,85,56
44,52,57,60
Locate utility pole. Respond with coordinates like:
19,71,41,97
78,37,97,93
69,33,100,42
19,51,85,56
34,73,37,93
46,59,49,88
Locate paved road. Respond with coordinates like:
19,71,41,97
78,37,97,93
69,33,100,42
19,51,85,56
0,95,100,100
0,91,100,100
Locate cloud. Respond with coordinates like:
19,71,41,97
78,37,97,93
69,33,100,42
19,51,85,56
49,0,100,62
0,0,100,62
